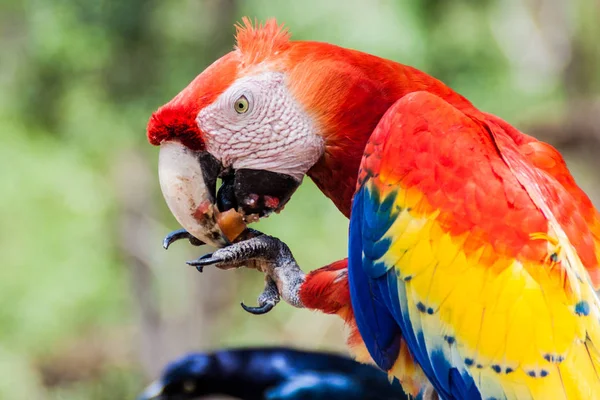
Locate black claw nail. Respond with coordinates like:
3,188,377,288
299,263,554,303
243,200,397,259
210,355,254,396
240,301,275,315
163,229,205,250
163,229,186,249
186,253,218,267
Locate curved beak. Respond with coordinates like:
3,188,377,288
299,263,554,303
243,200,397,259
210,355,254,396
137,380,164,400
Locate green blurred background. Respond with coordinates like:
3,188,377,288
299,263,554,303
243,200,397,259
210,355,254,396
1,0,599,398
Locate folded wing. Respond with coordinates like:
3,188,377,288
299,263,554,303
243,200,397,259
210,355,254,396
348,91,600,400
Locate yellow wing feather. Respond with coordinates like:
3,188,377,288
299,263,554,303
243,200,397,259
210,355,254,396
376,182,600,399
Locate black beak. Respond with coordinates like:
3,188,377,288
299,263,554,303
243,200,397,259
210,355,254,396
197,151,222,203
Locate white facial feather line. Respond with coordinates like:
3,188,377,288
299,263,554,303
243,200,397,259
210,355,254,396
196,71,324,181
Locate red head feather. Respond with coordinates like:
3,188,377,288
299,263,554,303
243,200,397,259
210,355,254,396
234,17,291,66
147,52,239,150
146,18,290,151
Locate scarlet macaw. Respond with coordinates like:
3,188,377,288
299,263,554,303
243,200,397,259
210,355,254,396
147,18,600,399
138,347,410,400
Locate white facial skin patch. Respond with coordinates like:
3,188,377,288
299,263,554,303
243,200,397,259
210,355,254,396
196,71,324,182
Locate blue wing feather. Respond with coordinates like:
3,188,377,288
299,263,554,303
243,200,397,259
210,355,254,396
349,183,482,400
348,188,402,371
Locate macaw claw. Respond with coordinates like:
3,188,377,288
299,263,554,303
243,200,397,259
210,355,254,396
241,276,280,315
240,302,275,315
186,248,246,273
185,233,276,272
187,234,306,312
163,228,204,249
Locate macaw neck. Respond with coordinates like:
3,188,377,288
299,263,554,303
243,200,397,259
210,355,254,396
304,59,477,218
308,150,365,218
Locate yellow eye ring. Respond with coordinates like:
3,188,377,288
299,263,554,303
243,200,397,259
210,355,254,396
234,95,249,114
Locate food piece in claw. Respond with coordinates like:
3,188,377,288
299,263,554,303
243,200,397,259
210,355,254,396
158,141,249,247
216,209,247,243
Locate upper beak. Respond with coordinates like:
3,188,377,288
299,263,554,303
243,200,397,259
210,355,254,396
137,380,164,400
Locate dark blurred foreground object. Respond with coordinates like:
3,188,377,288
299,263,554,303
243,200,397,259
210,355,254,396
138,347,412,400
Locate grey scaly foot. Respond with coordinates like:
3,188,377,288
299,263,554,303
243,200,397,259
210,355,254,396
187,235,305,314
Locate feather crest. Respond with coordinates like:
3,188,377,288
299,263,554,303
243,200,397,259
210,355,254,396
234,17,291,66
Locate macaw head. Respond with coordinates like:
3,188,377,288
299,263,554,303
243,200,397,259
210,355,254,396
147,17,453,246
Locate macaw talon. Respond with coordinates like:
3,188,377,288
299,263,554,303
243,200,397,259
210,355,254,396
241,276,280,315
240,302,274,315
187,235,306,310
186,252,238,273
186,251,244,273
185,234,278,270
163,228,204,249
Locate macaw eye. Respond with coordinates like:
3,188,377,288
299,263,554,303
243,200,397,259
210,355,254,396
234,95,249,114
